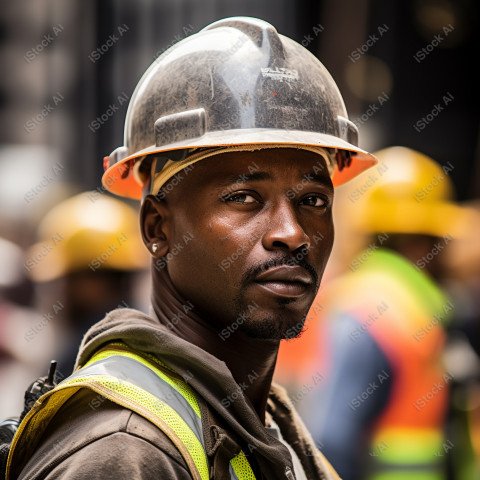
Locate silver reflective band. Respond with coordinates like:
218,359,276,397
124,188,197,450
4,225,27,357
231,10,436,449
68,355,204,446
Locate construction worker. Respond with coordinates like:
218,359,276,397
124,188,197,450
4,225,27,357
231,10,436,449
442,201,480,479
0,237,55,418
308,147,471,480
26,191,149,375
5,17,377,480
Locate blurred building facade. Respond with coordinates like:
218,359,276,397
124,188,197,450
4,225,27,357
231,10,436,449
0,0,478,225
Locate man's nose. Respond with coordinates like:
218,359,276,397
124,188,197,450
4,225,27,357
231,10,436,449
261,201,310,252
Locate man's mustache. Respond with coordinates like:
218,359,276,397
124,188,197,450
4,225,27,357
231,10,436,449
243,250,319,290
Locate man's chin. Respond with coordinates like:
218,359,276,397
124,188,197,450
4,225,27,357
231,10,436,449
240,314,307,341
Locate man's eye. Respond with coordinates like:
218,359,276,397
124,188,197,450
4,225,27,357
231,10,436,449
301,194,328,207
223,193,257,204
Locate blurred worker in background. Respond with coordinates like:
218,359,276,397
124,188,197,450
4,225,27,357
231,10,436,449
307,147,472,480
441,201,480,479
26,191,149,375
0,238,55,418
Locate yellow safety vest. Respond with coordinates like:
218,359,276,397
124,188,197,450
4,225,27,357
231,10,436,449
6,343,257,480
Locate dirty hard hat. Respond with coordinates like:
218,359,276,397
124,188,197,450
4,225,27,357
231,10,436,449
102,16,377,200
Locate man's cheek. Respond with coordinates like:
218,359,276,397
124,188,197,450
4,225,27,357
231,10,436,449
312,229,334,279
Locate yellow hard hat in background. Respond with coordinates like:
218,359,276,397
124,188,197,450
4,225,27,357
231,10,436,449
352,146,470,238
26,192,149,282
444,200,480,279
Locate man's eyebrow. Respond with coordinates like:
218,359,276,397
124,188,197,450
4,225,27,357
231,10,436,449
218,171,272,187
303,171,334,191
217,169,333,191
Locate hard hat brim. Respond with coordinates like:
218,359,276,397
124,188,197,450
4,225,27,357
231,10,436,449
102,128,377,199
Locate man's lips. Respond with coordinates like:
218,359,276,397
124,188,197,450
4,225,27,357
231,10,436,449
255,265,313,284
253,265,313,298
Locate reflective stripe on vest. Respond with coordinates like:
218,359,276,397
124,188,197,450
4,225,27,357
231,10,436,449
368,428,445,480
6,343,256,480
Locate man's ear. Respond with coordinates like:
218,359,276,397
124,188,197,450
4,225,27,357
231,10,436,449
140,195,171,257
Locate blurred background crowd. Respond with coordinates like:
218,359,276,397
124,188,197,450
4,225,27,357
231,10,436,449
0,0,478,479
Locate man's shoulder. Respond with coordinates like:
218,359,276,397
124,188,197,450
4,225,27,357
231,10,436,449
18,387,192,479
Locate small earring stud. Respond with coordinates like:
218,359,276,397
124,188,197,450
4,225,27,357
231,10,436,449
152,243,159,253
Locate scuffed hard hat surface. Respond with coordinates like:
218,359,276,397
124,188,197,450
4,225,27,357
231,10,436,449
125,17,349,154
102,16,377,199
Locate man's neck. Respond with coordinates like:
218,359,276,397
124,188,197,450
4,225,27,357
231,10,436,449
151,285,279,424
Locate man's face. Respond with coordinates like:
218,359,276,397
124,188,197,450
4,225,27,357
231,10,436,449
146,148,334,340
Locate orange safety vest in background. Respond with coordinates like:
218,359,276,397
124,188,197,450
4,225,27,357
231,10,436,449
278,249,451,479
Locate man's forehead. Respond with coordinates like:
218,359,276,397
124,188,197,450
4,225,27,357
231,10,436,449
192,148,332,185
